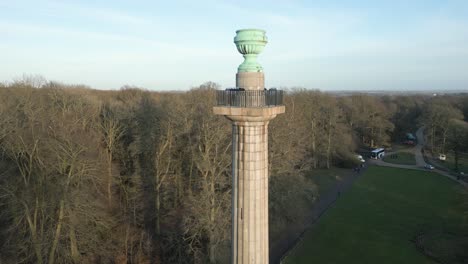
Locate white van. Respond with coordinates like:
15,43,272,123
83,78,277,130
438,154,446,161
355,154,365,163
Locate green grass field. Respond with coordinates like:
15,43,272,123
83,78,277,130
383,152,416,165
391,143,416,152
284,166,468,264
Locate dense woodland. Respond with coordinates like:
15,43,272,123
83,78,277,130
0,79,467,264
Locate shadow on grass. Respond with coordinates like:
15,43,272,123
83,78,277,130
413,228,468,264
383,152,416,165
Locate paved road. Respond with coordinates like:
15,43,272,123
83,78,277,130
371,127,467,187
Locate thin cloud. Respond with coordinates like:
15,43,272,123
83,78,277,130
50,1,153,26
0,0,152,26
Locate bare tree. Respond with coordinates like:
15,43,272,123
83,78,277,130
447,120,468,172
99,104,125,205
183,87,231,263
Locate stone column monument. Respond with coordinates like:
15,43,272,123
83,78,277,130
213,29,285,264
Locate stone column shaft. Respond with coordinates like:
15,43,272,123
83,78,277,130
232,121,269,264
214,106,284,264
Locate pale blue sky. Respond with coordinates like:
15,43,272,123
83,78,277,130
1,0,468,90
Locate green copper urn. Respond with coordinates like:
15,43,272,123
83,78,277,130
234,29,268,73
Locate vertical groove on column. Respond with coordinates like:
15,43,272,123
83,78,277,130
244,125,249,264
259,125,263,264
264,124,269,264
238,125,244,263
246,126,255,263
258,125,262,264
232,124,238,264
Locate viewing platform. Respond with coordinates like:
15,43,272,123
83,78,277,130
214,89,285,120
216,89,284,108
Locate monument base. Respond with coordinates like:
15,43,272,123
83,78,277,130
236,72,265,91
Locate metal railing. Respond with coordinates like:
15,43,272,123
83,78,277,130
216,89,283,107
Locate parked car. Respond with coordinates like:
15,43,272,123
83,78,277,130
438,154,446,161
424,164,435,170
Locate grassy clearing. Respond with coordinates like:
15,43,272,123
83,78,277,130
391,143,416,152
383,151,416,165
284,166,468,264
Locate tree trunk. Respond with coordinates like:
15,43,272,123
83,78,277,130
174,170,179,208
154,166,162,264
209,242,216,264
155,186,161,236
107,151,113,205
48,200,64,264
431,126,435,153
442,130,447,154
378,126,382,146
209,173,216,263
69,225,79,263
311,120,317,169
188,159,194,196
25,203,42,264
